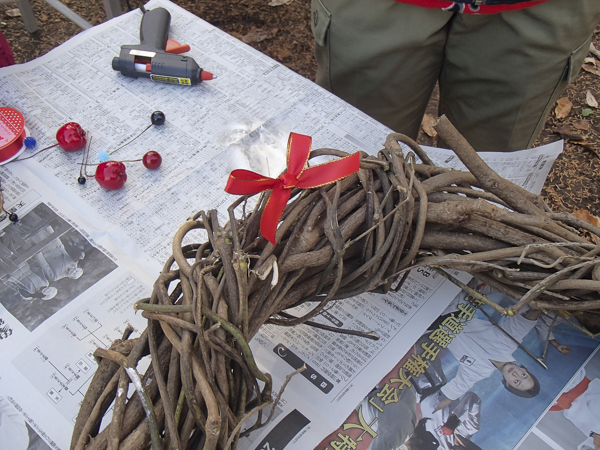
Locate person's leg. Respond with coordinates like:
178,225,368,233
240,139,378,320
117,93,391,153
311,0,452,138
439,0,600,152
0,31,15,68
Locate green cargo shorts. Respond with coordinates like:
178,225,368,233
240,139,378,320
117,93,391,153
311,0,600,151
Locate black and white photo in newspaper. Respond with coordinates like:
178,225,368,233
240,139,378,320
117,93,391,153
1,202,117,331
0,165,151,450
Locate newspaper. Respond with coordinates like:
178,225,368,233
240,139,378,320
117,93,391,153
0,1,565,449
315,288,600,450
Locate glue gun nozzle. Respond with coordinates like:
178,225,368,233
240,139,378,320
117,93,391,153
201,70,214,81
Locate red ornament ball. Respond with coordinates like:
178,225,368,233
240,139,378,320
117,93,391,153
142,151,162,170
95,161,127,190
56,122,86,152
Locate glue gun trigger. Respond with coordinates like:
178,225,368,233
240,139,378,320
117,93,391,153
165,39,190,54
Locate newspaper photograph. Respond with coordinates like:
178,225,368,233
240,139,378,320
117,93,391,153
0,164,152,450
0,201,117,331
316,285,600,450
521,346,600,450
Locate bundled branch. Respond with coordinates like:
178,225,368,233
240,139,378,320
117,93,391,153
72,116,600,450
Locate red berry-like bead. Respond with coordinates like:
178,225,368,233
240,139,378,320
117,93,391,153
142,151,162,170
95,161,127,190
56,122,87,152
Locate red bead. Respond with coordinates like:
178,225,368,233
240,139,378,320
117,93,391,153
56,122,87,152
142,151,162,170
95,161,127,190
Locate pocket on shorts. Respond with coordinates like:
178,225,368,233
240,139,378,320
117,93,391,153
529,34,594,147
567,34,594,84
311,0,331,47
311,0,332,89
552,34,593,101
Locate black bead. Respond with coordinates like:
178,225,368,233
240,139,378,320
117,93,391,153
151,111,166,126
9,213,18,222
78,176,87,185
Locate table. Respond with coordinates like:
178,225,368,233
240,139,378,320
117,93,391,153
0,1,567,449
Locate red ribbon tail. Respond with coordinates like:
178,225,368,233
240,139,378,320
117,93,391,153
286,133,312,176
225,169,276,195
260,187,292,245
296,152,360,189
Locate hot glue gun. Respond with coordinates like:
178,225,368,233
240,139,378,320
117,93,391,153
112,6,214,86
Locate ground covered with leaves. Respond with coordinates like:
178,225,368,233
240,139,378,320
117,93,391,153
1,0,599,218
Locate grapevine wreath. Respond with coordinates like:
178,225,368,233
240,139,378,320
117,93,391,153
71,116,600,450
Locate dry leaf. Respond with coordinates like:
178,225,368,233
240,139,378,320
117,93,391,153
421,114,437,137
573,119,591,131
573,209,600,227
5,8,21,17
554,97,572,119
584,57,597,66
242,29,270,44
582,63,600,77
269,0,294,5
275,47,292,59
590,42,600,59
573,209,600,244
555,125,584,141
586,90,598,108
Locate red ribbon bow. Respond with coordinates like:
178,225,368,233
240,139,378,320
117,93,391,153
225,132,360,245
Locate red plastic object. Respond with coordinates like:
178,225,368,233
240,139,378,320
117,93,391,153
201,70,214,81
165,38,191,54
0,31,15,68
0,107,25,164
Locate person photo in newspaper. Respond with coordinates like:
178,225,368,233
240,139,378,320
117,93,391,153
428,307,543,413
549,366,600,450
355,285,578,450
4,261,58,301
320,348,445,450
318,281,599,450
423,284,576,405
359,385,439,450
519,344,600,450
412,286,579,450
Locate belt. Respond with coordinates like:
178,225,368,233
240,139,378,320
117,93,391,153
452,0,536,5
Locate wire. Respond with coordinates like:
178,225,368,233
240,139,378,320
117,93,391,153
108,124,152,156
12,143,58,161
